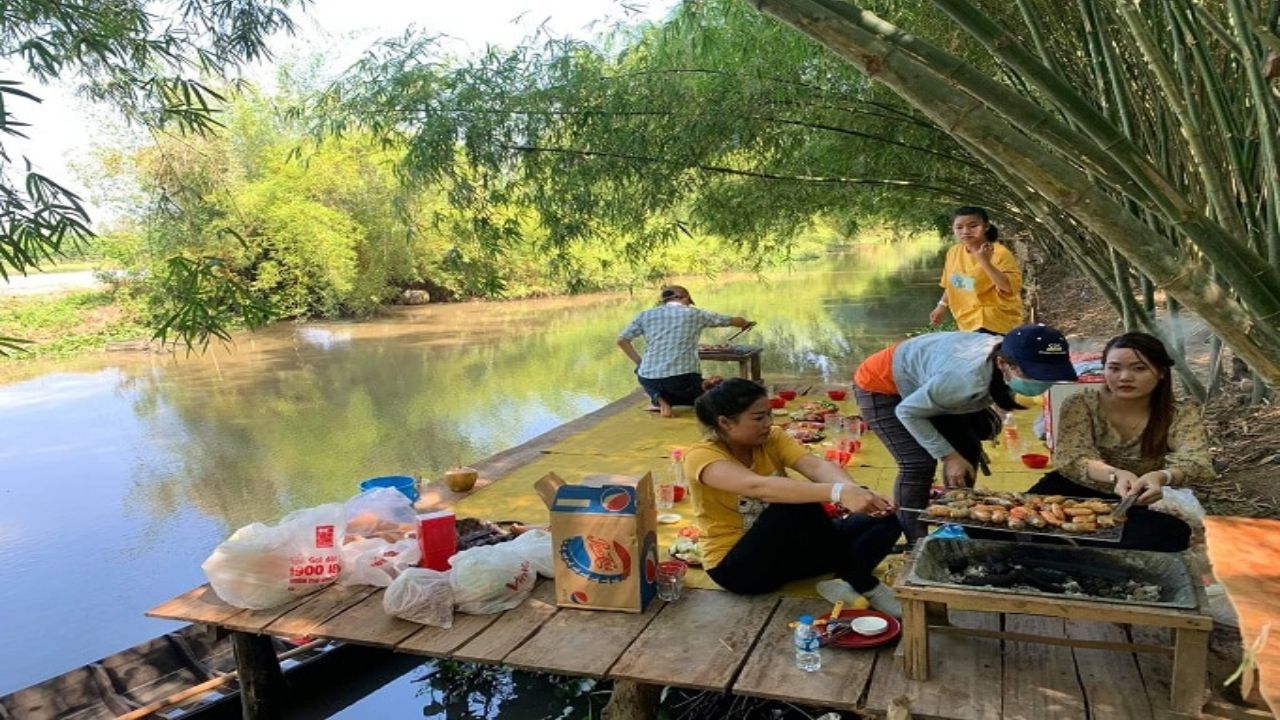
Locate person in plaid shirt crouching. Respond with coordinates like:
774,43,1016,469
617,285,755,417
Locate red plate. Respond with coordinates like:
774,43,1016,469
817,609,901,649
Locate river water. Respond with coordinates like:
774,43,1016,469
0,240,943,714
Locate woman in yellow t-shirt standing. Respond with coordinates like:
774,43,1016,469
683,379,904,616
928,206,1023,335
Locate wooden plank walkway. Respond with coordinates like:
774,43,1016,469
144,392,1238,718
149,578,1224,719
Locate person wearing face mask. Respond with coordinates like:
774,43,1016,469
684,378,904,616
929,207,1023,335
853,323,1078,540
1035,332,1213,551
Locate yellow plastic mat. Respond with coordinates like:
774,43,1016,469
454,394,1049,594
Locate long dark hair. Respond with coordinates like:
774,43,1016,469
952,206,999,242
1104,332,1175,459
694,378,767,440
988,343,1026,411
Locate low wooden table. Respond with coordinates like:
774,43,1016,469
895,555,1214,717
698,345,762,382
1204,516,1280,716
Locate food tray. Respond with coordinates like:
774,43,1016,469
905,536,1199,609
911,492,1126,542
909,509,1123,542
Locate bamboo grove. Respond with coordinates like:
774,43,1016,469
748,0,1280,395
309,0,1280,392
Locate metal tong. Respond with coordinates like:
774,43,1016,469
721,322,755,345
1106,472,1143,521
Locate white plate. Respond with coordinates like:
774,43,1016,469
850,616,889,636
657,513,682,524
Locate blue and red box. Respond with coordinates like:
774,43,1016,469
535,472,659,613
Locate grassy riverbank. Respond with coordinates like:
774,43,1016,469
0,290,149,361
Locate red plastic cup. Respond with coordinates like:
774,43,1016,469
417,510,457,571
838,450,851,468
825,449,839,462
768,396,787,409
778,389,798,401
827,389,848,401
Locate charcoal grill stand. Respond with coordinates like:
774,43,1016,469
894,551,1213,717
698,345,763,382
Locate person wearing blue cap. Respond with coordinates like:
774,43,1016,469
853,323,1078,540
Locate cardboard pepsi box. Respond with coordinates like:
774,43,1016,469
534,471,658,613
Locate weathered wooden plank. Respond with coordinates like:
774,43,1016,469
302,589,422,648
1170,628,1209,716
864,610,1001,720
1066,620,1154,720
262,584,375,638
396,612,501,657
504,596,663,678
610,590,778,691
1129,625,1174,718
451,582,558,663
1001,615,1087,720
732,597,876,710
896,585,1212,630
146,584,246,625
220,594,315,634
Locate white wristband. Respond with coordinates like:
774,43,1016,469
936,299,948,307
830,482,845,504
1159,469,1173,485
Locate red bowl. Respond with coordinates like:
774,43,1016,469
1021,453,1050,469
827,389,848,401
778,390,798,401
768,396,787,409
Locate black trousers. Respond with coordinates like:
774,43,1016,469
636,372,704,406
1023,472,1191,552
707,503,903,594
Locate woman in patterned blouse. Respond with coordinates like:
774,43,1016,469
1041,332,1213,551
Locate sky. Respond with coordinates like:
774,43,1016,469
3,0,679,226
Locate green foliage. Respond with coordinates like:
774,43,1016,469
0,0,305,300
306,0,993,276
0,290,148,360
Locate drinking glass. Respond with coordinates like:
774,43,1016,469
656,560,687,601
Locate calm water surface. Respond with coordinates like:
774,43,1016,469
0,242,943,714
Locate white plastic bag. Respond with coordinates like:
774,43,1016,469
449,543,537,614
384,568,455,627
339,537,421,587
202,504,344,609
507,529,555,578
339,488,421,586
1151,487,1207,527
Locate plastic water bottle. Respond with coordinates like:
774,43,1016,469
794,614,821,672
1002,412,1024,458
671,448,687,492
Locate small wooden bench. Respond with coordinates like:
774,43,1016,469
698,345,763,382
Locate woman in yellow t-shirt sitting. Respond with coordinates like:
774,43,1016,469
928,206,1023,335
683,379,904,616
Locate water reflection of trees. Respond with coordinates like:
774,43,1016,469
118,240,941,530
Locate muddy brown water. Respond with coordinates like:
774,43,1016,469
0,243,943,715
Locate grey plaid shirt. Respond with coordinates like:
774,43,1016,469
620,303,733,378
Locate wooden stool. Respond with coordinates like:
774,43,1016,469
698,345,763,382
